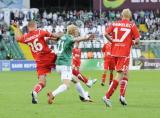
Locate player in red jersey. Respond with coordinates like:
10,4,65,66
15,20,61,104
101,42,114,86
102,9,140,108
72,42,97,88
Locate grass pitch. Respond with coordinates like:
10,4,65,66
0,70,160,118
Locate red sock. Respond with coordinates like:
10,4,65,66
102,73,106,83
33,83,45,93
106,80,119,99
72,69,88,83
109,73,113,85
120,77,128,97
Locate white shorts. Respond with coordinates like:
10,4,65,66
56,65,72,80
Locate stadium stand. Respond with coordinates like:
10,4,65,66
0,9,160,60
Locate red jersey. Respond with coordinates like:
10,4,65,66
102,42,112,60
106,19,140,57
19,29,52,61
72,48,81,67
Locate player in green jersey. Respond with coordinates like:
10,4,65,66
47,24,95,104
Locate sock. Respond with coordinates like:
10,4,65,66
33,83,45,94
109,73,113,85
72,69,88,83
52,84,68,97
102,73,106,83
75,82,86,98
105,80,119,99
120,77,128,97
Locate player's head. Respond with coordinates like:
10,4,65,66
27,20,37,32
67,24,79,37
121,8,132,20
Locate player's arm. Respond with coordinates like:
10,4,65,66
14,27,25,43
73,34,95,42
132,23,141,45
51,32,64,41
104,33,113,43
104,24,114,43
40,30,63,41
74,42,79,48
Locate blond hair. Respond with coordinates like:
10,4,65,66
121,8,132,19
67,24,78,35
28,20,37,28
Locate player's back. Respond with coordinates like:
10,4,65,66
22,30,52,60
106,19,140,57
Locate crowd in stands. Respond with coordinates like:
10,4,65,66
0,9,160,59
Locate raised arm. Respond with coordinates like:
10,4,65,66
14,28,24,42
73,34,95,42
51,32,64,41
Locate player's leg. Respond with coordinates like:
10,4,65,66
72,67,88,83
109,58,115,85
101,60,109,86
103,57,129,107
72,79,92,102
32,74,47,104
119,72,128,105
103,57,125,107
109,70,114,85
72,67,96,88
103,71,123,107
47,66,71,104
106,71,123,99
101,69,107,86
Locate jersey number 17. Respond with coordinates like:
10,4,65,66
113,27,131,42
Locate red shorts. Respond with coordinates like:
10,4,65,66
104,57,115,70
72,59,81,67
113,56,130,73
36,53,57,76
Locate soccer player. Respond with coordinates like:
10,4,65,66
102,8,140,107
101,42,114,86
72,42,97,88
47,24,95,104
15,20,61,104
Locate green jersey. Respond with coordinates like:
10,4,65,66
56,34,74,66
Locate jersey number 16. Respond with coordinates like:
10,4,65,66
28,38,43,52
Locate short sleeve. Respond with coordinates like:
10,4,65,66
105,23,114,35
40,30,52,38
131,23,140,40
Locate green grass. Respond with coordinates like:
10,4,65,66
0,70,160,118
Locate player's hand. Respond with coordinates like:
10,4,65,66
56,32,64,37
132,40,139,48
86,34,96,40
53,32,64,37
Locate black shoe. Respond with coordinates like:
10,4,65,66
101,83,105,86
31,92,38,104
119,96,127,106
79,95,91,102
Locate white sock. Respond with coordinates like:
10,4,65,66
52,84,68,97
76,82,86,98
